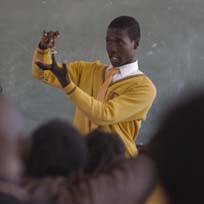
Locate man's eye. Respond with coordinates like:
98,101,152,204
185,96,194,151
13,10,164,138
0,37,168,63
117,40,124,44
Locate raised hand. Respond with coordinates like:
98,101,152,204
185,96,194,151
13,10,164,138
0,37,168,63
35,53,70,88
39,30,60,50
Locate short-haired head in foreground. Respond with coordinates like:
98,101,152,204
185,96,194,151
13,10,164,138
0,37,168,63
85,130,125,174
25,119,87,178
148,91,204,204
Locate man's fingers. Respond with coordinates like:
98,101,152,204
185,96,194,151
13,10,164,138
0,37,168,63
54,31,60,39
35,61,52,70
62,63,67,70
51,53,57,66
43,30,48,37
62,63,69,81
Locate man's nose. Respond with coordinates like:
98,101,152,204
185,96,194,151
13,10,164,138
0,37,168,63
107,44,117,53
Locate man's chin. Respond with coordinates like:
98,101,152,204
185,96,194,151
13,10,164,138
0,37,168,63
110,61,121,67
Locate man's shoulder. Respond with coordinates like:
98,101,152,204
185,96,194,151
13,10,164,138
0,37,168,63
129,74,156,88
134,74,157,97
117,74,155,86
141,74,156,90
120,74,156,96
69,60,107,69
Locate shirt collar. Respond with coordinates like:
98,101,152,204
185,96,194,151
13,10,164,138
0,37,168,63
118,61,139,76
107,61,142,76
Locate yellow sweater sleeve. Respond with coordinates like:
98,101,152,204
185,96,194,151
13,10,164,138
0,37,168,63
64,80,156,126
32,48,82,88
32,48,63,89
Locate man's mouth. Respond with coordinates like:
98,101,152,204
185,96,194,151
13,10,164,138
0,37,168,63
110,56,120,63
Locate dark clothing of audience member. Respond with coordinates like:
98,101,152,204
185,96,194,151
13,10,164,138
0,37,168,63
0,192,56,204
0,193,23,204
148,91,204,204
85,130,125,174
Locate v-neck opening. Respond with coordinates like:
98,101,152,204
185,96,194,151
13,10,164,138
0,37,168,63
109,74,144,87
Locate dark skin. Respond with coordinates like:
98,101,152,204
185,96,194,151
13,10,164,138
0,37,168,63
35,28,139,87
35,31,70,88
39,30,60,50
35,54,69,88
106,28,139,67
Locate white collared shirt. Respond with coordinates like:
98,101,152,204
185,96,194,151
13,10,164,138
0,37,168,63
106,61,143,83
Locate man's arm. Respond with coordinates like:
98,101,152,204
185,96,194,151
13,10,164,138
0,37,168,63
32,31,81,89
32,48,64,89
32,31,65,89
35,52,156,126
63,80,156,126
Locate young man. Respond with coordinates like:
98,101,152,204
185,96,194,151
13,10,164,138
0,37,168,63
32,16,156,157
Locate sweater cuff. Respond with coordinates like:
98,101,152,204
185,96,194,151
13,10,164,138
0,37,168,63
63,81,77,95
37,48,50,54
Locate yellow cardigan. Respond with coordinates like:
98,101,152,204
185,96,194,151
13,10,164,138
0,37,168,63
32,48,156,157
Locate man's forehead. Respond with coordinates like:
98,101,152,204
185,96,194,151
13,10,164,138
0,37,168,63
106,28,128,37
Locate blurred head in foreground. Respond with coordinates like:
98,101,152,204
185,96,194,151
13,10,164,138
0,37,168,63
148,91,204,204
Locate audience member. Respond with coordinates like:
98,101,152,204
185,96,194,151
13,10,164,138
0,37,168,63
22,121,155,204
0,97,28,202
24,154,157,204
23,119,87,202
148,92,204,204
85,130,125,174
25,119,87,178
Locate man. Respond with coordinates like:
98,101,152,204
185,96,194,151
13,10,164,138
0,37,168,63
33,16,156,157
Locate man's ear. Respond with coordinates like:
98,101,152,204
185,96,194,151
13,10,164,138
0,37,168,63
133,39,139,49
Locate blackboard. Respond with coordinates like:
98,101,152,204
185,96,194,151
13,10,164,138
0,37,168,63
1,0,204,143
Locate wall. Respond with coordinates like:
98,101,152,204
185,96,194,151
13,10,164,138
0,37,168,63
0,0,204,142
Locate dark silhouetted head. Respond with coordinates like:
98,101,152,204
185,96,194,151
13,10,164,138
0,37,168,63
25,119,87,179
106,16,140,67
85,130,125,174
148,91,204,204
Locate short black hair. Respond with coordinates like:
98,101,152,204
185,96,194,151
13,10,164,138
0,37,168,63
108,16,141,41
148,91,204,204
85,130,125,174
25,119,87,178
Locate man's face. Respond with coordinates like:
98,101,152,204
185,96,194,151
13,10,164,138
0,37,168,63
106,28,138,67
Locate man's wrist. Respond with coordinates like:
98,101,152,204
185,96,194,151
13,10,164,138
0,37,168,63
38,42,48,50
63,81,76,95
60,77,70,88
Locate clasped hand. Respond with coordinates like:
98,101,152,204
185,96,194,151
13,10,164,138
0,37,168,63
35,53,69,88
35,30,70,88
